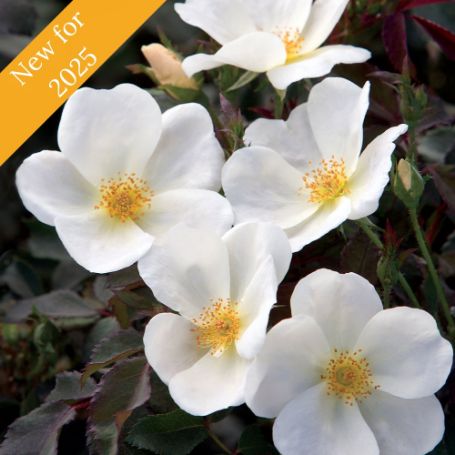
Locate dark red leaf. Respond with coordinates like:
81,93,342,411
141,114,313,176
382,13,414,74
397,0,452,12
411,14,455,60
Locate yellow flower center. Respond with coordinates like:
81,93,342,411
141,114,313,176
192,298,241,356
274,27,304,61
321,349,380,405
94,173,153,223
301,157,350,204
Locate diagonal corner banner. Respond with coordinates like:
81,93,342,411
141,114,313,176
0,0,167,167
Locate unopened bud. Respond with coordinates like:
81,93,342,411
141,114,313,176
141,43,199,90
393,159,424,209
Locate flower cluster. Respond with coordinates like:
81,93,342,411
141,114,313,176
15,1,453,454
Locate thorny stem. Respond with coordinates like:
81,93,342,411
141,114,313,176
408,209,455,333
356,219,421,309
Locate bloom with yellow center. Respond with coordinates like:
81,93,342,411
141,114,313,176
140,222,292,416
192,298,241,356
175,0,371,90
245,269,453,455
95,173,153,222
223,77,408,252
321,348,379,405
301,157,349,203
16,84,233,273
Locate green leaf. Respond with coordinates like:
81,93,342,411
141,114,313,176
84,317,121,359
160,85,200,102
226,71,259,92
427,164,455,214
417,126,455,163
51,260,92,290
88,357,151,455
25,221,68,261
4,290,99,324
238,425,278,455
115,289,162,311
82,328,144,385
0,259,44,298
126,410,208,455
46,372,97,403
0,401,75,455
93,266,143,303
340,230,381,285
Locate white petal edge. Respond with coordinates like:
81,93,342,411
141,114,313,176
223,222,292,302
214,32,286,72
348,124,408,220
245,316,330,418
136,189,233,238
58,84,162,185
175,0,256,45
138,223,230,317
359,391,445,455
243,103,322,173
16,150,96,226
267,45,371,91
291,269,383,350
306,76,370,174
273,383,379,455
55,211,153,273
299,0,350,53
182,54,224,77
143,313,204,384
355,307,453,399
235,256,278,360
243,0,313,33
169,350,249,416
285,196,351,252
145,103,224,192
222,146,318,229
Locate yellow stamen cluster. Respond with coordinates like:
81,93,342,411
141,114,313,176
94,173,153,223
274,27,304,61
192,298,241,356
321,348,379,405
301,156,350,204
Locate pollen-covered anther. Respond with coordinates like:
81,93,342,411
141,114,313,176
301,156,350,203
274,27,304,61
321,348,379,406
94,172,153,222
192,298,241,356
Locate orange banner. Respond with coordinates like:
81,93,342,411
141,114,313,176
0,0,167,166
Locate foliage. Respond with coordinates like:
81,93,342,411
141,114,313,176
0,0,455,454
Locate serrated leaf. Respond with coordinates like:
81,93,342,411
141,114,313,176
84,317,121,359
82,328,143,384
0,401,75,455
226,71,259,92
238,425,278,455
46,372,97,403
4,290,99,323
126,410,208,455
88,357,151,455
